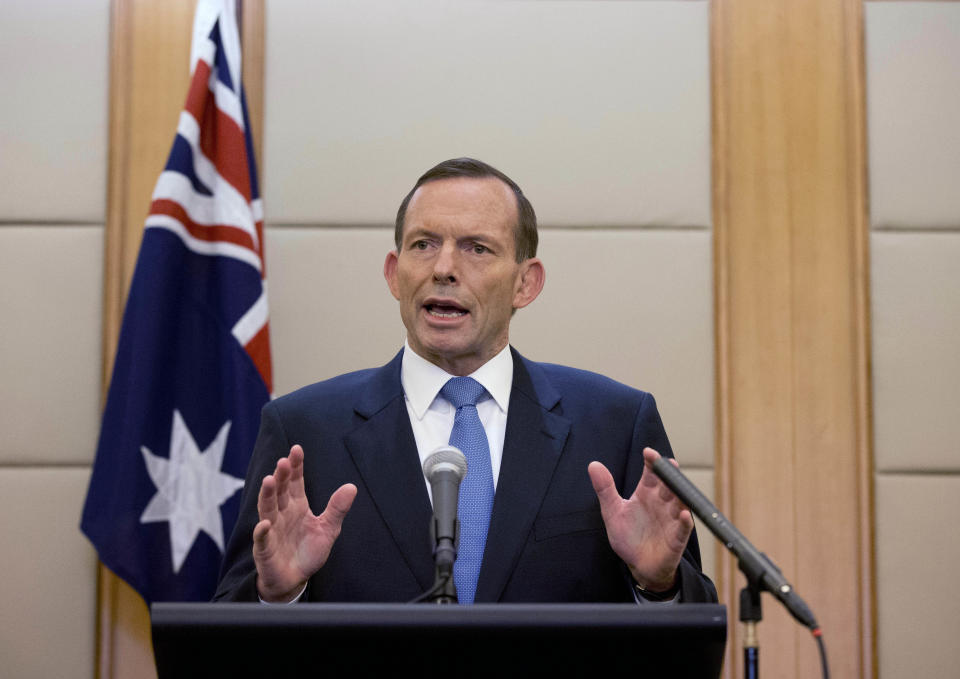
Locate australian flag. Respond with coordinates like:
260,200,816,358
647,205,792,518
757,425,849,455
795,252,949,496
81,0,272,603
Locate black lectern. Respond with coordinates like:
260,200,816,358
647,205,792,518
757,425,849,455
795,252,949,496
152,603,726,678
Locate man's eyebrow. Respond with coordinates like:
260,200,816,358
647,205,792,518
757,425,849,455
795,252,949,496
404,227,439,241
458,234,498,247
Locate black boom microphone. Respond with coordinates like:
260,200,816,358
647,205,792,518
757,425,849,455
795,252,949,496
651,456,818,630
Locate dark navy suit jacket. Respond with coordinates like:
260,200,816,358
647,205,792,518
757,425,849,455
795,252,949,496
215,348,717,603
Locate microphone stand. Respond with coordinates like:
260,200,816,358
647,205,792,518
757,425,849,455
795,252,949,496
741,579,762,679
428,574,457,604
650,457,829,679
409,519,460,604
426,518,459,604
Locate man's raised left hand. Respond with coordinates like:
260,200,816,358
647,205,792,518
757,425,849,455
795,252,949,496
588,447,694,593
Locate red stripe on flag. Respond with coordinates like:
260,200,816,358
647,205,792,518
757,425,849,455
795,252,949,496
213,106,252,202
244,323,273,392
150,199,258,254
186,58,253,204
255,219,266,277
184,60,212,124
196,90,252,203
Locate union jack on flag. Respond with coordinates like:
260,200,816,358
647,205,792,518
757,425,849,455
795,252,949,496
82,0,272,603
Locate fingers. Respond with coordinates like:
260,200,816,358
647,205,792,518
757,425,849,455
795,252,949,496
252,518,272,550
658,478,677,503
641,447,681,501
268,444,305,513
588,461,622,509
640,447,662,490
252,518,278,574
669,508,695,549
257,473,278,523
638,448,695,532
288,445,306,500
274,458,292,512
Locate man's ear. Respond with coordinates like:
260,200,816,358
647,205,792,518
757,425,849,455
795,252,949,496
384,250,401,301
513,258,545,310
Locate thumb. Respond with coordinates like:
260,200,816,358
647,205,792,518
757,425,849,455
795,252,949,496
321,483,358,527
588,461,622,509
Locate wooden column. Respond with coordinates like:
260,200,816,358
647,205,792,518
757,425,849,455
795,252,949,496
98,1,264,676
711,0,875,677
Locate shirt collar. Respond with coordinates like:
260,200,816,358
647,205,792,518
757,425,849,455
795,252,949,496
401,341,513,420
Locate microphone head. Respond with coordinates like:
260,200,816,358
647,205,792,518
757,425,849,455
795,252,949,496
423,445,468,482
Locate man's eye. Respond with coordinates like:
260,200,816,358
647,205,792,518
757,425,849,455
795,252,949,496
471,244,488,254
412,240,429,250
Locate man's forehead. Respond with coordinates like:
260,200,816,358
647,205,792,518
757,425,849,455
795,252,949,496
405,176,517,224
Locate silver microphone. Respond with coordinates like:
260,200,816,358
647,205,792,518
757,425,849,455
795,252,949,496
422,446,467,573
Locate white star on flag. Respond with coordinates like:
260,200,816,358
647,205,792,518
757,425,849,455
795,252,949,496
140,409,245,573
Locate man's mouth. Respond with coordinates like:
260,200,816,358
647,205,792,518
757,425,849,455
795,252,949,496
424,302,468,318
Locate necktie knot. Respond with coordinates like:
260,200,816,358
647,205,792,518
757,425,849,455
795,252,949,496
440,376,486,409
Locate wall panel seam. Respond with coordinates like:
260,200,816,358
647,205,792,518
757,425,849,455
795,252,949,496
870,225,960,233
0,221,105,227
874,469,960,478
0,464,93,471
264,223,713,232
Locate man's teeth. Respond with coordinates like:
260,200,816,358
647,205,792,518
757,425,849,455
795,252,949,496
427,306,466,318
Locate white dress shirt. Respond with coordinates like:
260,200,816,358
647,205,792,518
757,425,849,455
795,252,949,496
400,341,512,499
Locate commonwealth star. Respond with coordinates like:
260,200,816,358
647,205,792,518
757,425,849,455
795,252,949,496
140,410,245,573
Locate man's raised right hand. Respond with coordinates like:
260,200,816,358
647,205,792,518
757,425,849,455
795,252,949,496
252,444,357,603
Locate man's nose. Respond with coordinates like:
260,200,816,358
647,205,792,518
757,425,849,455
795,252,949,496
432,242,458,283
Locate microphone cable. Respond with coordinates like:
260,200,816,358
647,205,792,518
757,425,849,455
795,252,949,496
813,627,830,679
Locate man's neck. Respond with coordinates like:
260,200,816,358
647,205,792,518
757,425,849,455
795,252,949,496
405,341,508,377
400,341,514,419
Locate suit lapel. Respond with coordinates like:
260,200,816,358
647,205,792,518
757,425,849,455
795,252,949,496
343,351,435,593
474,349,570,602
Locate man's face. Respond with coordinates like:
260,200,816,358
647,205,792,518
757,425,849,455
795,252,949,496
384,176,544,376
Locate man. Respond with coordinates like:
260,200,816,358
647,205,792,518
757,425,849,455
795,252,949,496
215,158,716,604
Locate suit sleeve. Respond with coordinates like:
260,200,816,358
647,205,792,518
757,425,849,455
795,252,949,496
626,391,718,604
213,401,290,602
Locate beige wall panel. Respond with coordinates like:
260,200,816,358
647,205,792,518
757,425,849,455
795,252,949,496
266,227,713,466
0,226,103,465
511,229,713,467
266,227,407,395
866,3,960,229
875,473,960,678
0,0,109,222
685,467,716,584
263,0,710,228
872,232,960,472
0,467,97,679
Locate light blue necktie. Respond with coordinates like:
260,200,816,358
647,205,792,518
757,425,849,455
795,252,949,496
440,376,494,604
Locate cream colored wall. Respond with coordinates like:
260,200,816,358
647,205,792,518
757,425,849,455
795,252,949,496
22,1,960,678
262,0,716,576
0,1,108,677
15,2,958,677
1,1,714,676
866,3,960,677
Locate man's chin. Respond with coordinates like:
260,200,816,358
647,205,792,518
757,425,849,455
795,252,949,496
412,337,469,361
